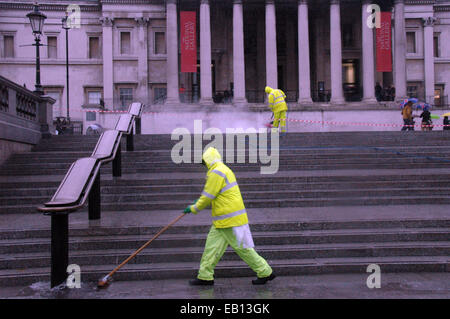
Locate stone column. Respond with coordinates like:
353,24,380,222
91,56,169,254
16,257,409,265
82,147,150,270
135,17,149,105
361,0,376,103
200,0,214,105
233,0,247,106
100,17,114,108
423,17,436,104
165,0,180,105
298,0,312,104
265,0,278,90
329,0,344,104
394,0,407,101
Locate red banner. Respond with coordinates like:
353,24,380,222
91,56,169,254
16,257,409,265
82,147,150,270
180,11,197,73
376,12,392,72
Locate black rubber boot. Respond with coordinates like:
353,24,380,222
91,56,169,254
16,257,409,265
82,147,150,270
189,278,214,286
252,273,276,285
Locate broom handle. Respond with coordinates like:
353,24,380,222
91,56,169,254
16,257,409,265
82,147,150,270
106,213,186,278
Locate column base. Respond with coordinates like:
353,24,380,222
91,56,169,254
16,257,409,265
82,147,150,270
330,98,346,105
362,97,378,104
200,98,214,106
297,97,313,105
165,97,180,106
233,97,248,107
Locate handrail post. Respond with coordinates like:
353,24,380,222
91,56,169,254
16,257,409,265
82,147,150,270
50,213,69,288
126,129,134,152
88,171,101,220
112,143,122,177
135,117,141,135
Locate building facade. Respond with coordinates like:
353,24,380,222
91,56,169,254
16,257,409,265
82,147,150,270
0,0,449,123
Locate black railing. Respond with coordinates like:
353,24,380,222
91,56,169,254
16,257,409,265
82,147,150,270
38,102,144,288
311,90,331,103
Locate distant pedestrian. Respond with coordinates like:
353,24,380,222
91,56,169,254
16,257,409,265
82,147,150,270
389,85,396,101
375,83,382,102
401,101,414,131
419,105,433,131
443,116,450,131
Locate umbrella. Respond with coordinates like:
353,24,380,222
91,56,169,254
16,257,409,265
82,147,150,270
441,112,450,118
400,98,419,108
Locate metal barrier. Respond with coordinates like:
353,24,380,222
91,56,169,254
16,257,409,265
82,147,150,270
37,102,144,288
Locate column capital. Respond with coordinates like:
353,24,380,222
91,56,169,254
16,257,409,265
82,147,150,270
100,16,114,27
298,0,308,5
233,0,243,4
166,0,177,4
423,16,437,27
200,0,210,4
265,0,275,4
134,17,149,27
330,0,340,5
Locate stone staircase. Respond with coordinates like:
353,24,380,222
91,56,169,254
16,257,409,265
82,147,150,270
0,131,449,286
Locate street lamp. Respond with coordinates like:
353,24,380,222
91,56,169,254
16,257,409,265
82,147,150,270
62,12,70,121
26,2,46,95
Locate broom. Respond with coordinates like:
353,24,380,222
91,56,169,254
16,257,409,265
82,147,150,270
97,212,186,288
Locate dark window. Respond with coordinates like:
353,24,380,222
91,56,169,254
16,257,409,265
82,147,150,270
154,32,166,54
406,32,416,53
119,88,133,108
120,32,131,55
89,37,100,59
47,36,57,59
434,35,439,57
4,35,14,57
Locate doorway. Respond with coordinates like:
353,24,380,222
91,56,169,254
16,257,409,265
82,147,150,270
342,59,361,101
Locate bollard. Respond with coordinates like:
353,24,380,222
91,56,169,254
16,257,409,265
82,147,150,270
51,213,69,288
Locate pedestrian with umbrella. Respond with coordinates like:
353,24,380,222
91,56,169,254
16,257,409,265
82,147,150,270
401,99,417,131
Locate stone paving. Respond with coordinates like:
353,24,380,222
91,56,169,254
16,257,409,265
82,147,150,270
1,273,449,299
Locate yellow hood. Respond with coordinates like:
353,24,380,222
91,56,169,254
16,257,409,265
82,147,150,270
202,147,222,169
265,86,273,94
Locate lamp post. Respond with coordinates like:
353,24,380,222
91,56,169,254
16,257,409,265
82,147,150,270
26,2,47,95
61,12,70,121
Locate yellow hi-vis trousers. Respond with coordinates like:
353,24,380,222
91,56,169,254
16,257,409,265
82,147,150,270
197,225,273,281
272,111,287,133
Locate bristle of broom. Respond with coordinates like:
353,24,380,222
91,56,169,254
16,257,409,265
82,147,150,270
97,275,110,288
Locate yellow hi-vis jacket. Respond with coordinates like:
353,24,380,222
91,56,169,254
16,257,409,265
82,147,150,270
265,86,288,113
190,147,248,228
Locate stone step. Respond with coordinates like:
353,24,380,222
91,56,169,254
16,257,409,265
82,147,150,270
1,218,448,240
1,241,449,270
0,256,448,287
4,154,449,170
1,227,448,254
4,195,450,214
3,162,450,176
3,180,450,197
4,187,450,206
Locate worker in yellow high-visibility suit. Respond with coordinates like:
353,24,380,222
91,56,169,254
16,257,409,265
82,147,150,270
184,147,275,286
265,86,288,134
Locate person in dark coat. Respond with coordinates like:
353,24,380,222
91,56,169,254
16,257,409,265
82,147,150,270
443,116,450,131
